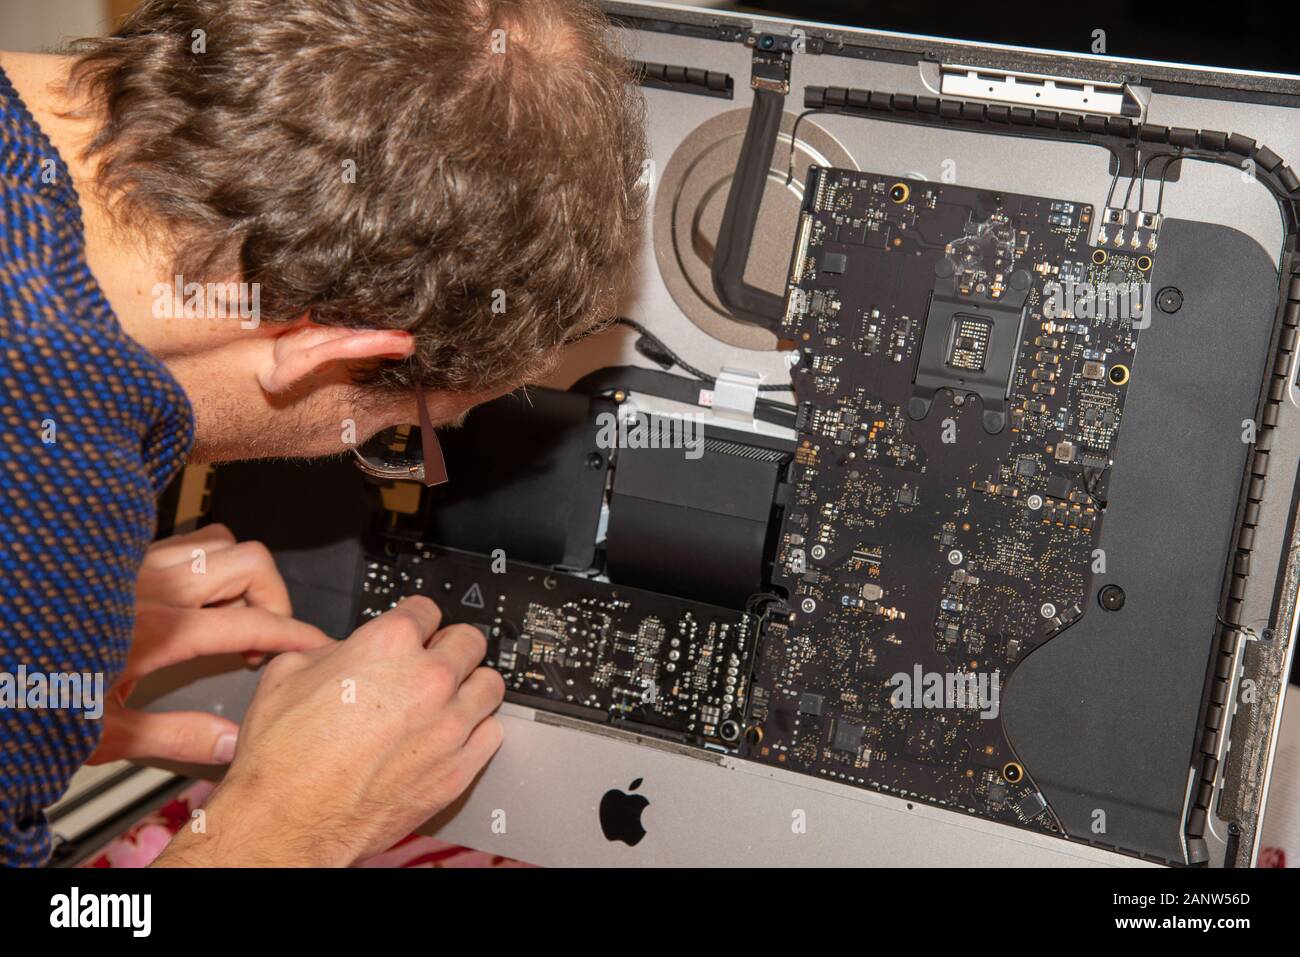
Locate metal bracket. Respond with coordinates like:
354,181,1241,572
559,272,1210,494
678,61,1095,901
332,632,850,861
703,367,761,423
937,64,1143,119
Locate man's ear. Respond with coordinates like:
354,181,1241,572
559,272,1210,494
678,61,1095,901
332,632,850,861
257,323,415,394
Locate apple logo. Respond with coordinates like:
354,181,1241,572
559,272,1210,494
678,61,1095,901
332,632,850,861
599,778,649,846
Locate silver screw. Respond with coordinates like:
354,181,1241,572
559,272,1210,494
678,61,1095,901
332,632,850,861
947,549,963,566
1040,602,1057,619
800,598,817,613
1027,494,1043,510
811,544,826,560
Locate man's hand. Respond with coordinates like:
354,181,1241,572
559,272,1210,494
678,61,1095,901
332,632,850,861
154,596,505,867
89,524,332,766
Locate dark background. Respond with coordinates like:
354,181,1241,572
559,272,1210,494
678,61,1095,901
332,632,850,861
734,1,1296,77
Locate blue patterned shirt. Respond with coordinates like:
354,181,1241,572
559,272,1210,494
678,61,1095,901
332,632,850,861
0,65,194,865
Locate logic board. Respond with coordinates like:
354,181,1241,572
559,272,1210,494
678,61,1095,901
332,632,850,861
358,544,757,751
746,167,1154,835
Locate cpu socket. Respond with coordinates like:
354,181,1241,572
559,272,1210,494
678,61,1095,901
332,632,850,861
909,265,1032,433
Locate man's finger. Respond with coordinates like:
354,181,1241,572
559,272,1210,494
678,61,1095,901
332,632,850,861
126,604,332,680
455,715,505,778
87,706,241,766
449,666,506,733
427,624,488,688
137,540,292,615
354,595,443,648
425,715,504,799
140,524,239,570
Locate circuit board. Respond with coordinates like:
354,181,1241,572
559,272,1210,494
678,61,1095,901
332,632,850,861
743,167,1153,834
357,544,756,751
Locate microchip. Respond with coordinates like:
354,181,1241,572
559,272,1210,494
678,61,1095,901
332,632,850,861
1016,457,1037,477
821,252,848,275
946,314,993,372
798,692,825,716
1015,791,1048,820
897,486,916,505
832,719,865,753
771,707,795,735
1046,474,1073,499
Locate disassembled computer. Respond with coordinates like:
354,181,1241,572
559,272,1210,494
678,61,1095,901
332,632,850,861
196,2,1300,867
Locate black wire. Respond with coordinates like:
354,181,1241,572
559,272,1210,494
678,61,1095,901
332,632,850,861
1137,152,1158,212
746,591,787,616
1132,150,1241,218
1103,159,1122,211
612,316,793,392
784,109,825,187
613,316,714,381
1120,148,1142,210
1156,153,1180,214
1134,151,1180,214
1156,157,1172,214
1150,151,1241,218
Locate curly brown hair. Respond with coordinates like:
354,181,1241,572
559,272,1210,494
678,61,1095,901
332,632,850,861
70,0,647,393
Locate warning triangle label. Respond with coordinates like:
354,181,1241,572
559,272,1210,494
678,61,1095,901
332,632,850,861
461,583,485,609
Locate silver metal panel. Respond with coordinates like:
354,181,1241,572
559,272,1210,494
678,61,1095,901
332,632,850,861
425,703,1146,867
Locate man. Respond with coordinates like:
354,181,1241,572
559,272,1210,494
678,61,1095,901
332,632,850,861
0,0,646,866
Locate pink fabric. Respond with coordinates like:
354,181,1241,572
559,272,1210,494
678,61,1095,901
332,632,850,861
84,780,533,868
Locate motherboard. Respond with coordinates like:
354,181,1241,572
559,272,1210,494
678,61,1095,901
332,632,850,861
744,167,1152,834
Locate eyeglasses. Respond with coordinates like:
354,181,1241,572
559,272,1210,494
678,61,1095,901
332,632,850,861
350,385,449,487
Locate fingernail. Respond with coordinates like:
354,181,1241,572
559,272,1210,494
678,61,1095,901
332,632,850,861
213,732,238,764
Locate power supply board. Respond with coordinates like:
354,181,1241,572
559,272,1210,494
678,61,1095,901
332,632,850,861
745,167,1154,834
358,544,757,751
